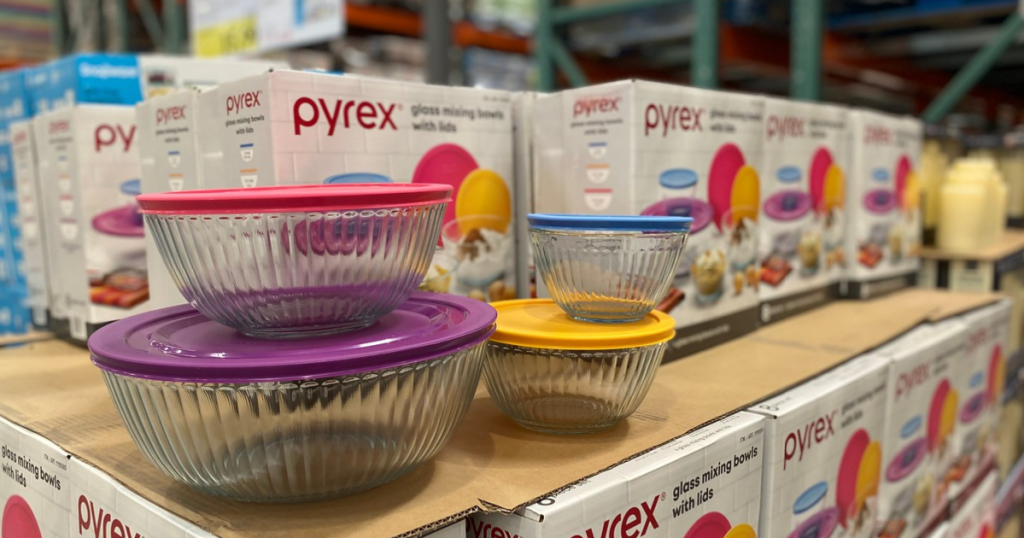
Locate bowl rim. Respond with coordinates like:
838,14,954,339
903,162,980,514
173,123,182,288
137,183,452,215
528,213,692,233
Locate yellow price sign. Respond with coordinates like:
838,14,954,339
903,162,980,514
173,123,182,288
195,16,258,57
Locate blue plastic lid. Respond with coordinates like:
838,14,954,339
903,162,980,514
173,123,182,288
793,482,828,514
659,169,698,189
901,415,922,439
528,213,692,232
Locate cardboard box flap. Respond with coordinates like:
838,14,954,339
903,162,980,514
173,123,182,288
0,289,1003,537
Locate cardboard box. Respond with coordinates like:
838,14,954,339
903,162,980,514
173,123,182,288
136,89,206,310
24,54,282,114
10,120,49,328
34,106,145,343
467,411,764,538
0,70,33,335
69,458,215,538
945,472,996,538
209,70,517,302
875,320,967,538
0,416,70,538
511,92,536,300
843,111,922,299
532,80,763,360
750,351,890,538
757,98,847,324
947,300,1011,499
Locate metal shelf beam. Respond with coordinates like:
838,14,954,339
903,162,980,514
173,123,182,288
791,0,822,101
691,0,717,88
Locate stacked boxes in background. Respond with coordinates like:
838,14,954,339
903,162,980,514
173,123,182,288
468,411,764,537
10,120,46,329
0,70,33,334
0,417,70,538
532,80,764,360
758,98,848,324
204,70,518,303
751,352,890,538
845,111,923,299
943,473,997,538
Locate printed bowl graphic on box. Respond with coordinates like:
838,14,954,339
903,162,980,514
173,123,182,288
2,495,41,538
858,154,919,270
685,512,756,538
642,143,760,308
88,178,147,310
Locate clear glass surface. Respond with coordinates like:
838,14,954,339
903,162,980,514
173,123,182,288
146,204,445,338
483,341,666,434
101,343,484,502
530,228,688,322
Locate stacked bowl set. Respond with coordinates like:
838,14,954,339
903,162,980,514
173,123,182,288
85,185,692,502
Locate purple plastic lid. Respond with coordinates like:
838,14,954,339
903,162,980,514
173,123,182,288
89,292,497,383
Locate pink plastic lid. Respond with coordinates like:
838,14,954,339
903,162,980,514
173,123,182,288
137,184,452,215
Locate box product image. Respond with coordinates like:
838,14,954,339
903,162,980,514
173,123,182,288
532,80,763,359
876,321,966,538
137,88,204,310
0,417,70,538
210,70,516,302
9,121,48,328
945,472,996,538
844,111,922,299
37,105,146,343
758,98,847,324
947,300,1011,499
468,411,764,538
70,458,215,538
751,351,889,538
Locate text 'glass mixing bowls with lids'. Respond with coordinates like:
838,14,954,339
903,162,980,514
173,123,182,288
528,214,691,323
136,183,451,338
88,292,496,502
484,299,675,434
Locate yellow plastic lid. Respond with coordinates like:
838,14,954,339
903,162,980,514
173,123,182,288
489,299,676,350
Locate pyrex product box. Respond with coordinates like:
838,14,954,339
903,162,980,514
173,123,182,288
0,416,70,538
876,321,966,538
25,54,283,114
210,70,517,302
750,351,889,538
947,300,1011,499
137,89,205,310
757,98,847,324
32,115,71,338
0,69,32,310
532,81,763,359
10,120,49,328
512,92,537,299
70,458,215,538
36,106,146,343
844,111,922,299
468,411,764,538
945,472,996,538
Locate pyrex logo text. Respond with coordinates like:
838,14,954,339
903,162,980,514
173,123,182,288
895,364,929,400
12,130,26,145
644,103,703,137
573,96,621,118
78,495,145,538
865,126,892,145
225,90,262,116
292,97,398,135
156,105,186,125
967,328,989,353
766,116,805,141
470,519,521,538
783,411,836,470
94,124,136,152
571,494,661,538
49,120,70,134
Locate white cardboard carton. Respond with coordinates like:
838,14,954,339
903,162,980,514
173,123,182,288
948,300,1011,499
32,114,71,336
0,416,70,538
34,106,145,343
467,411,764,538
751,352,890,538
136,89,206,310
532,81,763,360
10,120,49,328
757,98,848,324
945,472,996,538
844,111,922,299
208,70,518,302
69,458,214,538
511,91,536,300
875,320,967,538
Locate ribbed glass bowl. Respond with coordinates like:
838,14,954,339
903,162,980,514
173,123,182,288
145,204,445,338
483,341,666,434
530,228,688,322
99,343,485,502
